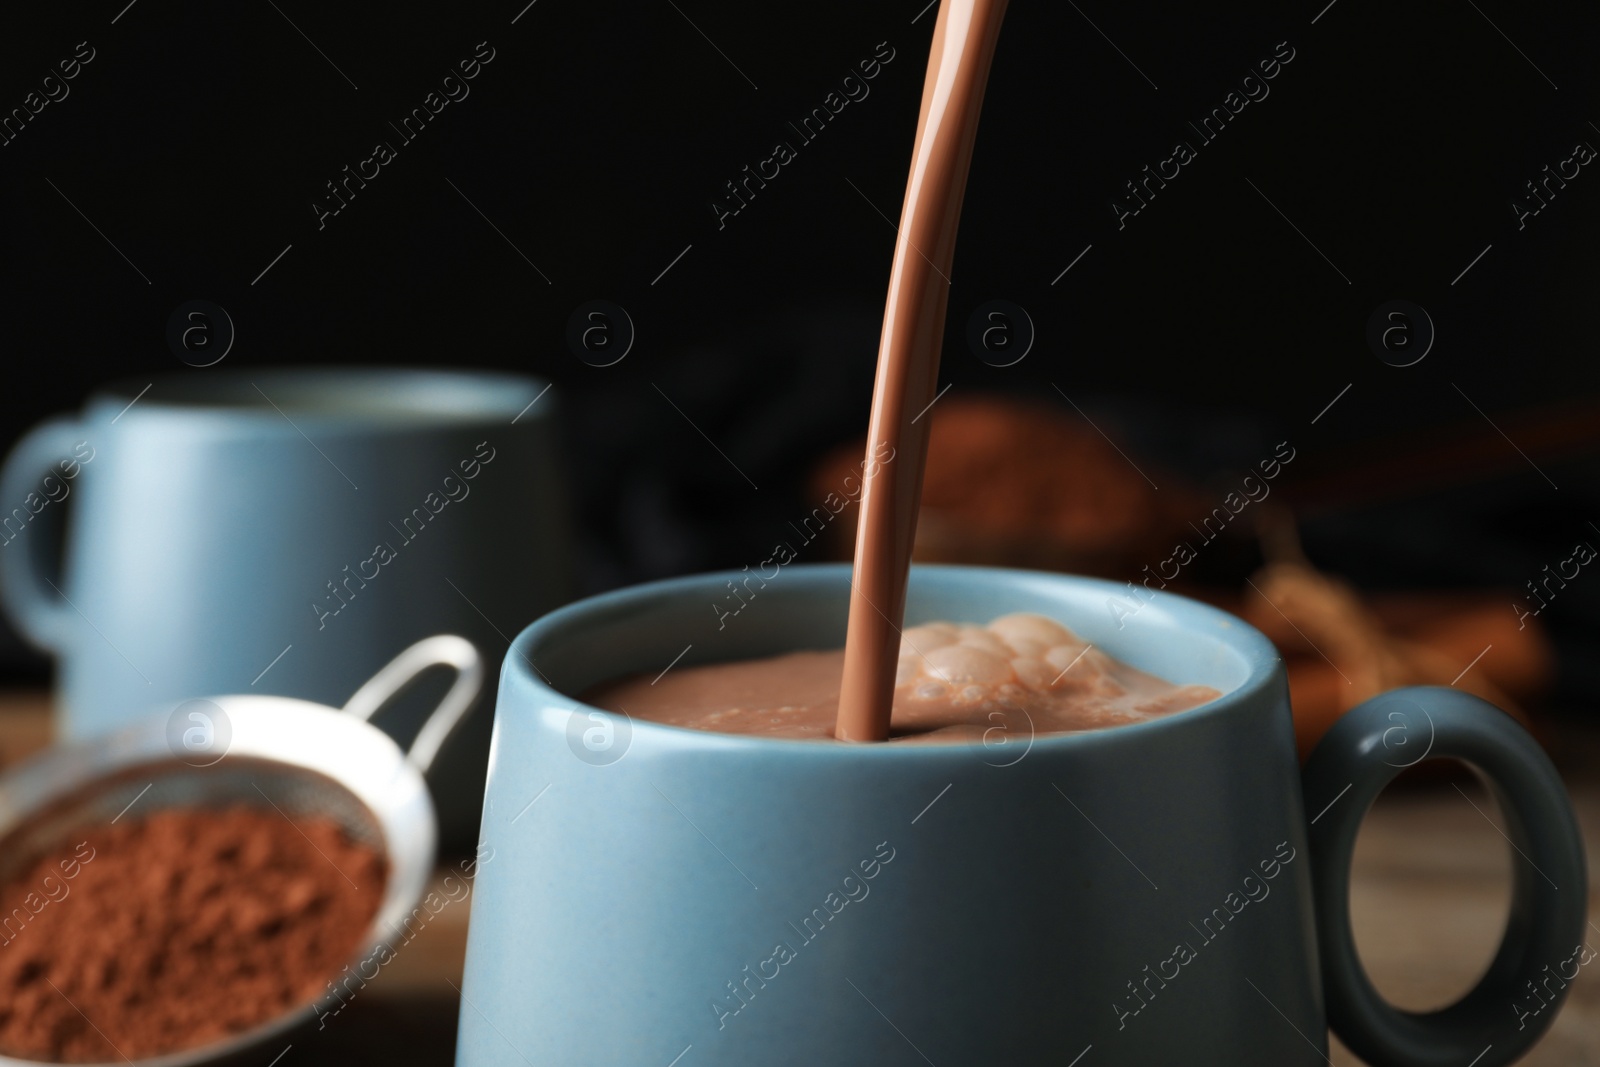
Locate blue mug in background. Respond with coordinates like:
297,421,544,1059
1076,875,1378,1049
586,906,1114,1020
457,563,1584,1066
0,367,574,850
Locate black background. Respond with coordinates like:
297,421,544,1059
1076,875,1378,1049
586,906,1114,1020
2,0,1598,697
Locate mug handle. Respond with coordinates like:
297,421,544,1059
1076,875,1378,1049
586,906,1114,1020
1302,686,1587,1067
0,417,88,651
341,634,485,774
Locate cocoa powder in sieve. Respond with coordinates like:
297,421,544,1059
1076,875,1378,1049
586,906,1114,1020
0,805,384,1063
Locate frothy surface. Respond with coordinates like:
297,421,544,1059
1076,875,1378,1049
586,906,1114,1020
583,613,1220,741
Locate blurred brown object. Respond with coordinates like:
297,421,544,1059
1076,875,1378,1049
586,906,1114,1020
0,691,51,772
1238,561,1554,760
811,393,1206,574
809,397,1558,762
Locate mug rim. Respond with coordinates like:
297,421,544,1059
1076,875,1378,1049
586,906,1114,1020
506,562,1284,756
85,366,551,425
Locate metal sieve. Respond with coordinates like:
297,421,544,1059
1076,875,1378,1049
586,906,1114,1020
0,634,484,1067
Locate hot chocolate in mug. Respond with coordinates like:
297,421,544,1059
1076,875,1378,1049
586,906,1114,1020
457,564,1584,1066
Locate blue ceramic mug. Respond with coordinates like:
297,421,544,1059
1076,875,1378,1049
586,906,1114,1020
457,563,1584,1066
0,367,573,849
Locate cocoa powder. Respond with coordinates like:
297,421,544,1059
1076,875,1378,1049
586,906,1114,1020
0,806,384,1063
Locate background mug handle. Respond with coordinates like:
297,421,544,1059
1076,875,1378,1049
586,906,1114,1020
0,417,89,652
1303,686,1587,1067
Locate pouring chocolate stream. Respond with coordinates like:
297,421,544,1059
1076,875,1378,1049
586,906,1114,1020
835,0,1011,742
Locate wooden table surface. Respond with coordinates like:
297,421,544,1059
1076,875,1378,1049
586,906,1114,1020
2,691,1596,1065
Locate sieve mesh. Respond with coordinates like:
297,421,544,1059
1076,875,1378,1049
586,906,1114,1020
0,634,478,1067
0,758,385,886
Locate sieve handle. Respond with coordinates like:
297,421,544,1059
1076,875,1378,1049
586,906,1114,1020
342,635,485,775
